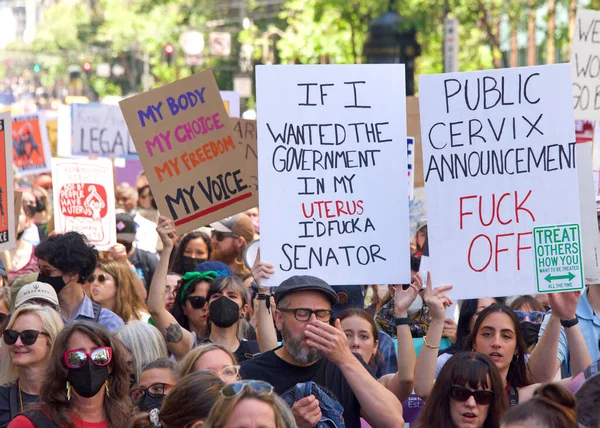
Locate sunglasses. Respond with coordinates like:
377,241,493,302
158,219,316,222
0,313,8,324
87,274,108,283
63,347,112,369
130,382,172,403
212,230,239,242
450,385,495,405
186,296,207,309
221,380,274,398
3,329,49,346
513,310,545,324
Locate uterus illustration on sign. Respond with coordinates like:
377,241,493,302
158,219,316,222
59,183,109,243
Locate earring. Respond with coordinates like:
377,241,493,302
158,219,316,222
66,381,71,401
104,379,110,397
512,354,519,363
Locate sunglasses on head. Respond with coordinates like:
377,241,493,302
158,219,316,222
221,380,274,398
87,274,108,283
212,230,239,242
450,385,495,405
513,310,545,324
186,295,207,309
3,329,49,346
63,346,112,369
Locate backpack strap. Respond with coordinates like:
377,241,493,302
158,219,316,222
91,301,102,322
507,385,519,407
8,384,19,420
21,410,58,428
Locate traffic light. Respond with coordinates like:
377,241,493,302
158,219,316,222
82,61,92,76
163,43,175,66
33,64,40,73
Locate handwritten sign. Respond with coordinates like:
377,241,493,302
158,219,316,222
407,97,424,187
119,70,255,234
0,112,15,251
52,158,116,250
72,103,136,157
420,64,580,299
257,64,411,286
572,9,600,120
12,113,51,176
233,118,258,194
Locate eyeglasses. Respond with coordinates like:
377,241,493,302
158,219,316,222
3,330,49,346
279,308,333,322
87,274,108,283
513,310,545,324
130,382,172,403
63,346,112,369
221,380,274,398
207,365,240,381
186,296,207,309
212,230,239,242
450,385,495,405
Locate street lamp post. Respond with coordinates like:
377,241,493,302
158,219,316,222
363,0,421,95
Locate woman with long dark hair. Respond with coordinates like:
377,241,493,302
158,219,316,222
9,321,132,427
169,231,211,275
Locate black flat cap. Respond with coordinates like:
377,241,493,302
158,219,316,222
275,275,339,306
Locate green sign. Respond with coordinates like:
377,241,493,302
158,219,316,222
533,224,584,293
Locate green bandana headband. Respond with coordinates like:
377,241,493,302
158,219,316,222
179,271,218,304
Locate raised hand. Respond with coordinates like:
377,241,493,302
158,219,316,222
392,274,422,316
422,272,453,322
156,216,177,249
251,249,274,290
548,291,581,321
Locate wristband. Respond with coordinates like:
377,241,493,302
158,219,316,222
394,317,410,326
257,293,271,313
560,317,578,328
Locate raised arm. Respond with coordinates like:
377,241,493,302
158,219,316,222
414,274,453,401
250,253,278,353
380,276,422,402
528,291,590,382
147,217,194,360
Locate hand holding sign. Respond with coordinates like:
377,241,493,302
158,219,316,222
156,216,177,250
392,274,422,316
548,290,581,321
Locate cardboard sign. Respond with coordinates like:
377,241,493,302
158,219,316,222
572,9,600,120
420,64,580,298
232,118,258,193
52,158,117,250
45,112,58,157
72,103,136,158
119,70,255,234
533,224,584,293
256,64,411,286
220,91,241,117
12,113,51,176
407,97,424,187
0,112,15,251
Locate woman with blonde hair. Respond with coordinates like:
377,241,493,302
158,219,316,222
0,288,11,337
179,343,239,384
204,380,296,428
89,259,149,323
0,305,63,425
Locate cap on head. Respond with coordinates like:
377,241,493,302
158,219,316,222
210,213,255,244
416,218,427,232
194,261,233,278
14,281,59,309
275,275,339,307
116,213,136,242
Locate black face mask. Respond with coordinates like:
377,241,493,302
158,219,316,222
181,256,206,273
35,197,46,213
16,231,24,241
67,359,109,398
520,321,541,348
139,393,165,412
38,274,67,295
121,242,133,254
209,296,240,328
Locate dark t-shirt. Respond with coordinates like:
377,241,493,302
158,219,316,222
129,248,158,291
240,348,370,428
197,337,260,363
0,384,39,427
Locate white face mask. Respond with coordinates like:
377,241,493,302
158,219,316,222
408,293,423,315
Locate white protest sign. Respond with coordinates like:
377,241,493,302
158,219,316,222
57,104,72,157
72,103,136,157
220,91,240,117
420,64,580,299
0,112,14,251
52,158,117,250
572,9,600,120
408,137,415,200
257,64,411,286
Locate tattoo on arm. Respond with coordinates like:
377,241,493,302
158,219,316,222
166,323,183,343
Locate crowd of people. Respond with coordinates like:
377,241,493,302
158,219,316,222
0,173,597,428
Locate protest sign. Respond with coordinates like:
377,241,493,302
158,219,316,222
119,70,255,234
407,97,424,187
572,9,600,120
220,91,240,117
256,64,411,286
533,224,584,293
57,104,72,157
408,137,415,200
12,113,51,176
420,64,580,299
52,158,116,250
45,112,58,157
0,112,15,251
72,103,136,158
232,118,258,193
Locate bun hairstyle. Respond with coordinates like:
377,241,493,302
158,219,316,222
501,383,577,428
